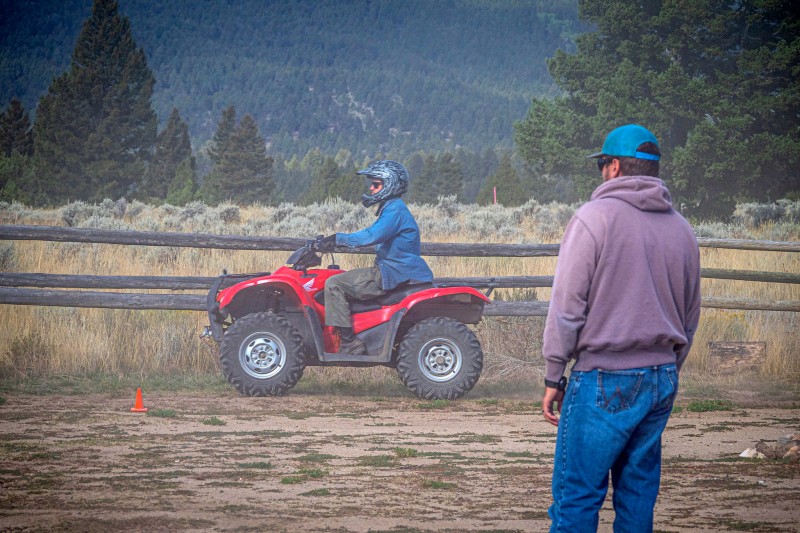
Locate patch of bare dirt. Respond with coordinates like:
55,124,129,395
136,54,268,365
0,392,798,532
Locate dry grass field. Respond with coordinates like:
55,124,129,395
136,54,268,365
0,197,798,385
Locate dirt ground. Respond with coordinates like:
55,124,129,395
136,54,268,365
0,391,798,533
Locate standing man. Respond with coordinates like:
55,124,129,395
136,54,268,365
541,124,701,532
317,160,434,355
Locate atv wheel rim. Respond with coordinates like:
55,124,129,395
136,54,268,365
240,332,287,379
418,337,462,383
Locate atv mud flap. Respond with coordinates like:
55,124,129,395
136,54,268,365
206,276,226,342
303,305,327,361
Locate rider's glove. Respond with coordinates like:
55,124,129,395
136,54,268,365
317,234,337,252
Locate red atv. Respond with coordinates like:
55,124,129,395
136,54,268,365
203,236,489,399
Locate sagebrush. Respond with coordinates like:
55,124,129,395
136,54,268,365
1,198,798,385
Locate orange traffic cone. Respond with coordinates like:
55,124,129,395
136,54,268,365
131,387,148,413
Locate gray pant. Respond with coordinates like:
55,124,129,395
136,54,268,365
324,266,386,328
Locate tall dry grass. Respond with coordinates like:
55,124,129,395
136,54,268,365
0,197,798,388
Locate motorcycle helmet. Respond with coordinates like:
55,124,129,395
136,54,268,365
357,160,409,208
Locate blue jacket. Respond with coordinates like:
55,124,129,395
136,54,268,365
336,198,434,290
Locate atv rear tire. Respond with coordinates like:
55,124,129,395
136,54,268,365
220,312,305,396
396,316,483,400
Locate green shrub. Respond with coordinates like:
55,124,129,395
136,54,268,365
146,408,178,418
685,399,734,412
733,202,784,227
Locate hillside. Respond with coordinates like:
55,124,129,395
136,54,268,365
0,0,582,158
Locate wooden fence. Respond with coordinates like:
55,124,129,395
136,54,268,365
1,224,799,316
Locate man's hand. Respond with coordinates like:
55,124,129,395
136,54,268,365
542,386,565,426
317,234,337,252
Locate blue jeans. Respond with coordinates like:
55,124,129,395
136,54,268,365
549,364,679,533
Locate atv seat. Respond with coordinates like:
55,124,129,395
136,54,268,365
315,282,434,314
350,282,434,313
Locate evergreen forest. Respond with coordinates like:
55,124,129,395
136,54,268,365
1,0,797,216
1,0,580,157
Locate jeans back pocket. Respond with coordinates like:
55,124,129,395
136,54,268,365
660,365,679,409
596,370,645,414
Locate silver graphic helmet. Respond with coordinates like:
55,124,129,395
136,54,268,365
357,160,409,208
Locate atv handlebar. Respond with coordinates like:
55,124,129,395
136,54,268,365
286,236,326,271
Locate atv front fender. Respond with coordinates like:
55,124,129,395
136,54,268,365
217,274,315,312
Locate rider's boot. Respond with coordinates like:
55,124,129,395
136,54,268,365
337,327,367,355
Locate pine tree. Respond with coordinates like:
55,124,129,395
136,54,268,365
141,107,193,199
454,149,480,203
214,114,274,205
514,0,800,216
431,153,464,202
300,147,325,177
303,156,347,204
0,98,34,203
328,161,362,203
32,0,156,205
0,153,32,203
31,74,88,202
334,149,355,169
207,105,236,165
405,153,425,183
165,157,198,206
410,154,438,204
476,152,527,206
199,106,237,204
0,99,33,157
477,148,500,198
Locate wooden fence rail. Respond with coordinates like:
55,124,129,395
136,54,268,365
0,287,797,314
0,288,552,316
1,270,798,291
3,224,800,253
0,225,560,257
1,272,798,313
1,224,798,315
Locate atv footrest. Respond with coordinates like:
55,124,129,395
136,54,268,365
321,352,389,364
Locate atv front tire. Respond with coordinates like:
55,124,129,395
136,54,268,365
396,316,483,400
220,312,305,396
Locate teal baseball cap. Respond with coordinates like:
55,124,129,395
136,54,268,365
588,124,661,161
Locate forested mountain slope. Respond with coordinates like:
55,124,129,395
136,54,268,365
1,0,581,158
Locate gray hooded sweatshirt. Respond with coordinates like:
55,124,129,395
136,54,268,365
543,175,701,382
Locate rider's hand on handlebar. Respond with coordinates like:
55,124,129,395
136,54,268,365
317,234,337,252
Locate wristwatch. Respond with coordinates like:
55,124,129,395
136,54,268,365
544,376,568,391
